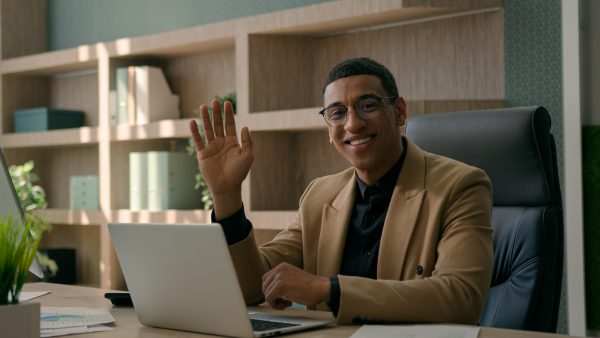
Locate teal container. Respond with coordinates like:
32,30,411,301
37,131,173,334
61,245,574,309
14,107,84,132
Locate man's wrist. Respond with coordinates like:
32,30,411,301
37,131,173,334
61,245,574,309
213,188,243,220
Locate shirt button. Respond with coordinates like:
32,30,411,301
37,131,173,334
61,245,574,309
365,251,371,256
416,265,424,275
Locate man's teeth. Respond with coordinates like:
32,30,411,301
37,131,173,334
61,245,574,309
349,136,372,145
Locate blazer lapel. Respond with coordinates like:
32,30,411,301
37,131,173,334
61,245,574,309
378,138,426,280
317,174,356,277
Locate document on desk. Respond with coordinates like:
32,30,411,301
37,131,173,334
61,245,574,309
350,324,480,338
40,307,115,337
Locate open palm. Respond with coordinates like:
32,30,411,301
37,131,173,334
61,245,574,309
189,100,253,195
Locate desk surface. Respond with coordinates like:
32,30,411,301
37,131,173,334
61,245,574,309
24,283,580,338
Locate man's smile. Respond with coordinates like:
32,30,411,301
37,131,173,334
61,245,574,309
345,135,375,146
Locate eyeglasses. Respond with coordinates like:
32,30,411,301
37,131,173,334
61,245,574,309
318,95,398,127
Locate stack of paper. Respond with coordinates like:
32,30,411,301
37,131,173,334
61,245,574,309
350,324,480,338
40,307,115,337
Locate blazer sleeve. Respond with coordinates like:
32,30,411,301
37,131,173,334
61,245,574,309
227,180,319,305
336,168,493,325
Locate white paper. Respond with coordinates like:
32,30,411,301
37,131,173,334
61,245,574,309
350,324,480,338
18,290,50,302
40,307,115,329
40,324,114,337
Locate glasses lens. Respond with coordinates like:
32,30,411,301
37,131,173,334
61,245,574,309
356,97,383,119
324,106,347,126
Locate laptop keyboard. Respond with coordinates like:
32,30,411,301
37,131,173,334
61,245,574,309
251,318,301,332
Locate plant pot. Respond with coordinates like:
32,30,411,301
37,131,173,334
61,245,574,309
0,302,40,338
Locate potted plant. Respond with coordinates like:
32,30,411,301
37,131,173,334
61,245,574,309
9,161,59,279
0,214,48,338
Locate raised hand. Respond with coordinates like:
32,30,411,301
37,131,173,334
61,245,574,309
189,99,253,218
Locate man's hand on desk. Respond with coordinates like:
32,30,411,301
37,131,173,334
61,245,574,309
262,262,331,309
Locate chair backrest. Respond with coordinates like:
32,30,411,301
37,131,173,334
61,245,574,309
405,106,563,332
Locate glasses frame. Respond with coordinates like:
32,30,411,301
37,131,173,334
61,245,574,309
318,95,398,127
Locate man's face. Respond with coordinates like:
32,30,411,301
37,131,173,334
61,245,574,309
324,74,406,182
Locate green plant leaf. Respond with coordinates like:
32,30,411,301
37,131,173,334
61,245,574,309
0,214,48,304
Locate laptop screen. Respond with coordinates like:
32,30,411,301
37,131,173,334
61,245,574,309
0,147,44,278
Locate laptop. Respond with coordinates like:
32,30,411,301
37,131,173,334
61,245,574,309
0,147,44,278
108,222,333,337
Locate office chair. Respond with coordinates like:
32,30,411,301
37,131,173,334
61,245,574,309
405,106,563,332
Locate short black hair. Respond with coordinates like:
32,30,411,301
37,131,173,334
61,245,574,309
322,57,398,97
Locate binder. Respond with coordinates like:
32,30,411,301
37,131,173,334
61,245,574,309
129,152,148,210
135,66,179,125
146,151,199,211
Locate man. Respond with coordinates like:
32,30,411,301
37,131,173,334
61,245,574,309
189,57,493,325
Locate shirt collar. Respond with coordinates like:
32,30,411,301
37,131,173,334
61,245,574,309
355,137,407,199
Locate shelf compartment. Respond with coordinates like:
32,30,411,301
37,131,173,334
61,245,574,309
1,69,99,133
109,46,235,123
109,138,195,210
39,223,101,287
3,144,99,209
248,9,504,113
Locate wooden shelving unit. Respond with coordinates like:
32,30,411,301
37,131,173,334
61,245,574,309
0,0,506,290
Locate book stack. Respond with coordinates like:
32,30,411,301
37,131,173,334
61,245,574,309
113,66,180,126
129,151,200,211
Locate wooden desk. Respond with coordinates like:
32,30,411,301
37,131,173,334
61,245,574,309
24,283,579,338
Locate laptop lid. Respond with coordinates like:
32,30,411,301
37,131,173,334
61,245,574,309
108,223,331,338
0,148,44,278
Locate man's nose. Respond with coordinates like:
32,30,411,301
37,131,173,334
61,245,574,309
344,108,366,131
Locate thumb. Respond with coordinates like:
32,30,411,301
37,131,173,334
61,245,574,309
240,127,252,155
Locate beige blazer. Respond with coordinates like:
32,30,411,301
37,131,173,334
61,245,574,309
229,138,493,325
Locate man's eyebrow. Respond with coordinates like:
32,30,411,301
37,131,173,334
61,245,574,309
323,101,343,109
323,93,381,109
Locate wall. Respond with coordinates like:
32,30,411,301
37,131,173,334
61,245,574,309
503,0,566,332
47,0,332,50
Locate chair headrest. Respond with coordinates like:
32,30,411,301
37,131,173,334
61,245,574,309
406,106,555,206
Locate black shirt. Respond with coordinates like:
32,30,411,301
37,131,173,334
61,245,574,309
212,139,407,316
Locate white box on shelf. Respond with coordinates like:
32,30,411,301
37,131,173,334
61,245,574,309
135,66,180,125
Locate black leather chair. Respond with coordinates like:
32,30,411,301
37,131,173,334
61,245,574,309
405,106,563,332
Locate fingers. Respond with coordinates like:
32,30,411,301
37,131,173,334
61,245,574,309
189,120,204,152
241,127,252,155
199,104,214,142
212,99,225,138
224,101,237,137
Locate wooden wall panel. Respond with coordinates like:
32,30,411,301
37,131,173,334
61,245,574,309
249,36,317,113
0,0,46,59
312,11,505,102
49,71,99,127
250,131,298,210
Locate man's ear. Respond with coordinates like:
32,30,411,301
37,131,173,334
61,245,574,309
395,97,407,126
